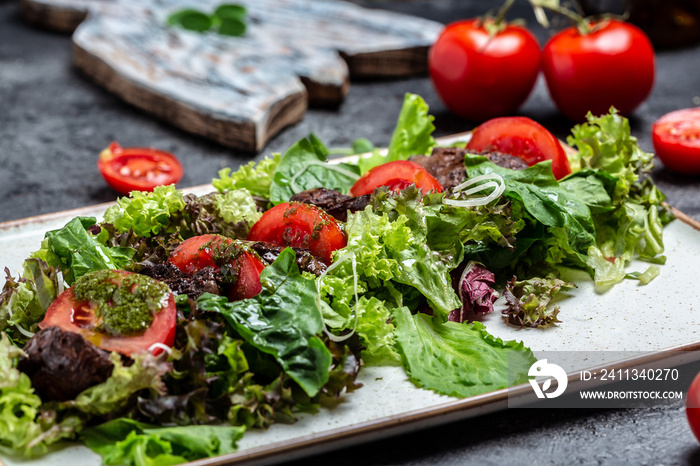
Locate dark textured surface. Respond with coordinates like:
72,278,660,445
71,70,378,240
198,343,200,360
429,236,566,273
2,0,700,464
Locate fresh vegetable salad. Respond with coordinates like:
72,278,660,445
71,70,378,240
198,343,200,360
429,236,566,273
0,94,672,465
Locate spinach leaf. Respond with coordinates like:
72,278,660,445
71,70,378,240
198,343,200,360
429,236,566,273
32,217,135,285
269,135,360,204
197,248,331,397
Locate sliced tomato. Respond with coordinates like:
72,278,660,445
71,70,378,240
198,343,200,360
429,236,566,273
466,117,571,179
350,160,444,196
169,234,230,274
228,251,267,301
39,270,176,357
169,234,266,300
652,108,700,174
247,202,346,265
97,141,184,195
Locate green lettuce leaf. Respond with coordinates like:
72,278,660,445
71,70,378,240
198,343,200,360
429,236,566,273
358,93,436,173
0,334,81,457
502,275,576,327
0,259,58,345
392,307,536,398
214,189,262,226
464,156,597,273
269,135,361,204
197,248,332,397
32,217,135,285
66,352,170,417
212,153,280,198
81,417,244,466
341,200,460,316
103,186,187,237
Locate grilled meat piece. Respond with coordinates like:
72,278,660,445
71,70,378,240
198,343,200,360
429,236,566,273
409,147,467,190
409,147,530,190
18,326,114,401
250,242,327,276
290,187,370,222
488,152,531,170
142,262,221,300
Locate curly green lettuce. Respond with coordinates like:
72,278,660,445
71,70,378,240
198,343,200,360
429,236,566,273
393,307,536,398
502,275,576,328
0,259,59,345
0,334,81,457
212,153,281,198
104,185,187,237
358,93,436,173
568,109,673,284
81,417,245,466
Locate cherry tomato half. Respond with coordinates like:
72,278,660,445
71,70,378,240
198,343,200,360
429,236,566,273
97,141,184,195
169,234,265,300
350,160,444,196
686,371,700,441
542,19,655,121
39,270,177,357
429,18,541,121
466,116,571,179
652,108,700,175
247,203,346,265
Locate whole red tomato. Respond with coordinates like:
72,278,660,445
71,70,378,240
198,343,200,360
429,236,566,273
542,19,655,121
429,19,541,121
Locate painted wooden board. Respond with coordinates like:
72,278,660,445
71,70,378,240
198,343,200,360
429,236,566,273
19,0,442,152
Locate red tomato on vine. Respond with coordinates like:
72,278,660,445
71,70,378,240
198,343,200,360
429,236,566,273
542,19,655,121
429,15,541,121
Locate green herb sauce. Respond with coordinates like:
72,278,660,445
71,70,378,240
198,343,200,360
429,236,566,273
72,269,170,336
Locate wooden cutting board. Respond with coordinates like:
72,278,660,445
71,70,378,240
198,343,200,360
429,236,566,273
20,0,442,152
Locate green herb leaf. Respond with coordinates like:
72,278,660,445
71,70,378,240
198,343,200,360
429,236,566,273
168,9,214,32
218,17,246,36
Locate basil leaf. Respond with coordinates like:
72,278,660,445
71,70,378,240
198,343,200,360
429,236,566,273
168,9,213,32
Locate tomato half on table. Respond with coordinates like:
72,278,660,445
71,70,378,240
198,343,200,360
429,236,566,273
169,234,266,300
466,116,571,179
429,18,541,121
542,19,655,121
97,141,184,195
247,203,346,265
652,108,700,175
39,270,177,357
350,160,444,196
687,371,700,442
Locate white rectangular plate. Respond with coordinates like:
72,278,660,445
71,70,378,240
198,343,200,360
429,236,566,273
2,184,699,466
